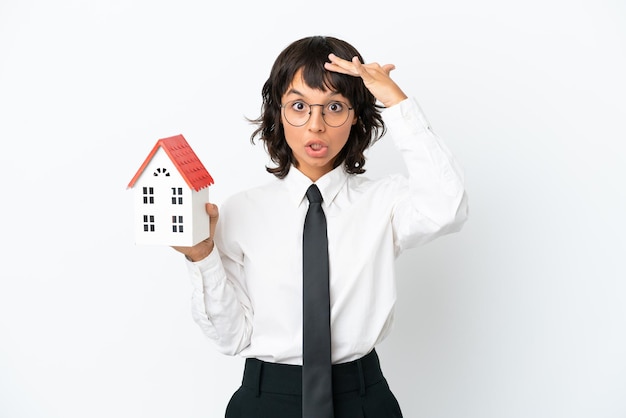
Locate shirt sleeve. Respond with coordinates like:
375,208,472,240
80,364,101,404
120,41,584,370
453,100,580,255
384,97,469,254
185,247,253,355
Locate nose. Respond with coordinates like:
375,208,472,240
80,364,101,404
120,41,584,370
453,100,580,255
307,104,325,131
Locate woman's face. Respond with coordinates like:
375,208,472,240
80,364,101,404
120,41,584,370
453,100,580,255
280,69,357,182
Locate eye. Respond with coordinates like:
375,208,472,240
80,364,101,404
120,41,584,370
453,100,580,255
290,101,308,113
326,101,345,113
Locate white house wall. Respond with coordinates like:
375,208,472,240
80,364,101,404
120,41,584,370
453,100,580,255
188,189,210,246
133,148,210,246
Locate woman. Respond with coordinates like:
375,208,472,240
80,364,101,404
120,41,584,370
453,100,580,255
174,35,468,417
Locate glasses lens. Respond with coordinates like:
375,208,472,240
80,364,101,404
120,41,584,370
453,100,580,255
323,101,349,127
283,101,351,127
283,101,309,127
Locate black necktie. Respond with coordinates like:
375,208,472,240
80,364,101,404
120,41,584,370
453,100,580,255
302,184,334,418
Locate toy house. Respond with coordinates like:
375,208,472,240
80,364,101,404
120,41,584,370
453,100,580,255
127,134,214,246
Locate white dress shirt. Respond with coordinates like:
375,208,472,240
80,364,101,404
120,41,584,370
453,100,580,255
185,97,469,365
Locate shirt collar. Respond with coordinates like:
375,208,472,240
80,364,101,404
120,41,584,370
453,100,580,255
284,165,349,208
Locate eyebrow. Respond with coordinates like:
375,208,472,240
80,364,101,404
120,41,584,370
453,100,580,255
284,88,343,100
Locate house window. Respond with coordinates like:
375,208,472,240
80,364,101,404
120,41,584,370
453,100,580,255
142,187,154,204
143,215,155,232
172,215,184,233
171,187,183,205
154,168,171,176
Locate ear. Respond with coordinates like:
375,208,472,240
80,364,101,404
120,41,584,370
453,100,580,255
351,115,358,126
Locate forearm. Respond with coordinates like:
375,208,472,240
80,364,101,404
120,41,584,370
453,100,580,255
386,98,469,245
186,250,253,355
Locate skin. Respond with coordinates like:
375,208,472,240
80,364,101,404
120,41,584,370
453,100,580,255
173,53,408,261
281,68,357,182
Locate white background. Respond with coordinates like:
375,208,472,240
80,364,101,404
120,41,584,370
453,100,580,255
1,1,625,417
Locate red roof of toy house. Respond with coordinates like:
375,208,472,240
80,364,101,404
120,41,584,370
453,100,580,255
127,134,214,192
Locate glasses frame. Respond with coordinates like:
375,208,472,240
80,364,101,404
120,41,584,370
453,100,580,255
280,100,354,128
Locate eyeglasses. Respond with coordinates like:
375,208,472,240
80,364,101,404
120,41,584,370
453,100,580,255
281,100,353,128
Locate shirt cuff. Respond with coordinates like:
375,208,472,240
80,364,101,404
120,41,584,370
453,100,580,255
185,248,225,291
383,97,432,139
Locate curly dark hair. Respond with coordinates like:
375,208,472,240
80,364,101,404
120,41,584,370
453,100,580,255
249,36,386,179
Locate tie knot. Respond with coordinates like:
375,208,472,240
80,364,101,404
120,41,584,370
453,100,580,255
305,184,323,204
